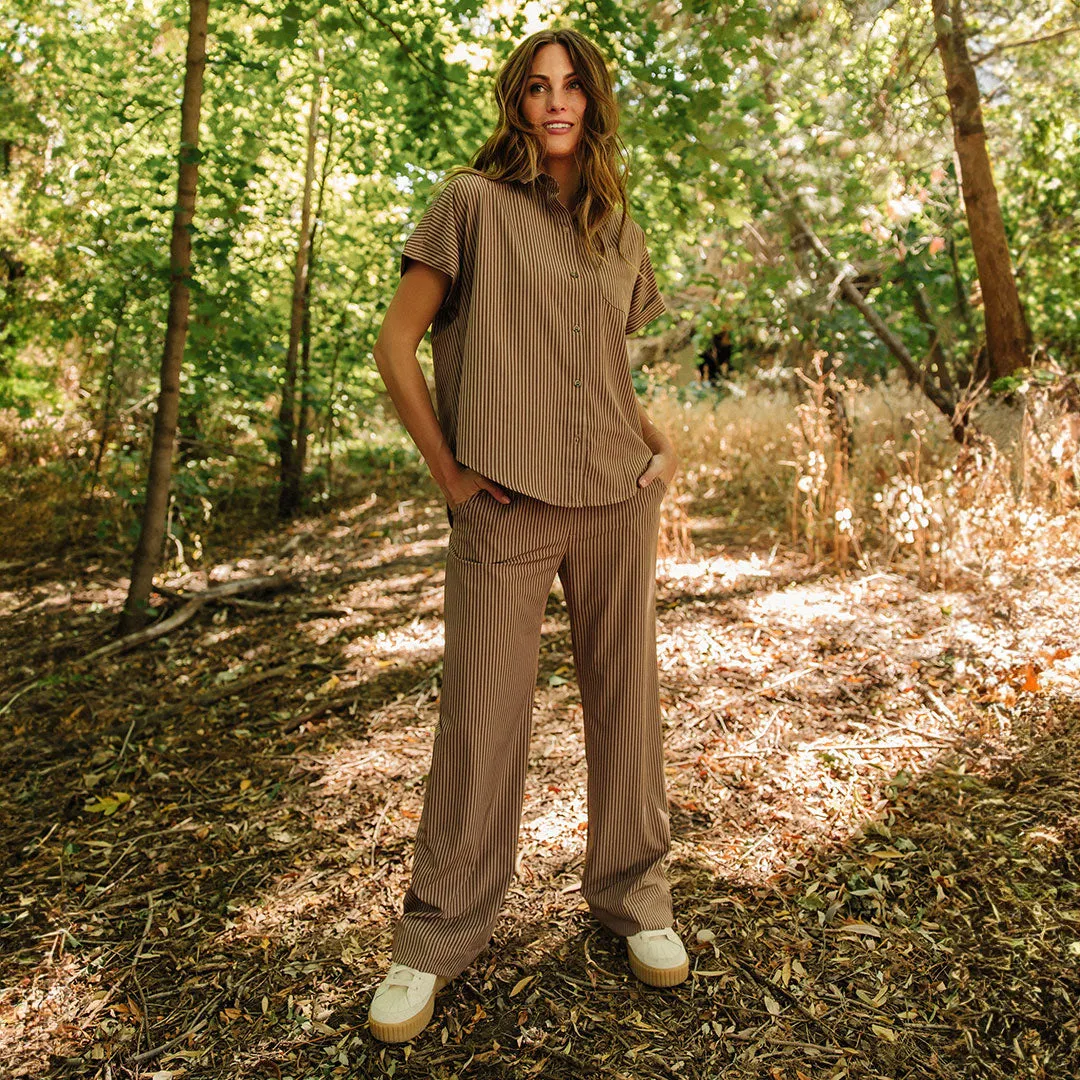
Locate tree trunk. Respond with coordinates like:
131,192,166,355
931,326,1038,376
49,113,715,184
288,76,333,512
930,0,1031,379
277,65,323,519
120,0,208,635
293,274,314,511
319,275,363,496
86,288,127,501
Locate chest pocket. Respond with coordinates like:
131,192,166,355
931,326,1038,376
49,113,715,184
596,245,636,316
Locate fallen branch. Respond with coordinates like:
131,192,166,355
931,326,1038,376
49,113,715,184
708,740,956,762
76,575,292,664
79,595,206,664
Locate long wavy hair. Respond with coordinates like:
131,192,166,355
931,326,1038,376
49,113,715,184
441,27,636,270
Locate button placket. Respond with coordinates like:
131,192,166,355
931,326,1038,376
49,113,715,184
563,221,586,493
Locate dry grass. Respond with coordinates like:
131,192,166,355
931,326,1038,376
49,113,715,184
643,367,955,552
645,365,1080,589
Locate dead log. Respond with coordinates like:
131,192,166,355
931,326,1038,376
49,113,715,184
77,575,292,664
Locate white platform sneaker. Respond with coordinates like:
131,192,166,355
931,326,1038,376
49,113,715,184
368,962,450,1042
625,927,689,987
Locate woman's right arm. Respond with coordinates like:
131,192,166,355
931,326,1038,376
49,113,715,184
374,263,509,509
373,261,461,501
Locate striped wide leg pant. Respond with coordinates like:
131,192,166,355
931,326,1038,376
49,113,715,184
389,475,673,981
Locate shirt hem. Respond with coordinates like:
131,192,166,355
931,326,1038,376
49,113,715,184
455,454,653,508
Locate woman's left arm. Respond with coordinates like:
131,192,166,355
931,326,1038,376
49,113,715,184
635,400,678,486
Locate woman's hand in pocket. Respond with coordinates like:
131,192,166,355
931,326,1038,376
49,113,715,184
447,465,511,511
637,449,677,488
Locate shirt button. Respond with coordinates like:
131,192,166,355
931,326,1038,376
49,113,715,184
570,271,579,278
572,325,581,333
573,379,581,387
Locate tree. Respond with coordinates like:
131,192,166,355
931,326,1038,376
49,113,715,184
930,0,1032,380
277,59,324,519
120,0,209,634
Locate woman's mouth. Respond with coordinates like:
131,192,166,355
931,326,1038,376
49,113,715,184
543,122,573,133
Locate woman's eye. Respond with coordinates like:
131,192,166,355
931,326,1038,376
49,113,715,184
529,81,583,93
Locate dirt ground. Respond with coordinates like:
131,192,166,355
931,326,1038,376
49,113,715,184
2,478,1079,1080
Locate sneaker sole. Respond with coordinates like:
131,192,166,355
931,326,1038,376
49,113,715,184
627,949,689,987
368,975,449,1043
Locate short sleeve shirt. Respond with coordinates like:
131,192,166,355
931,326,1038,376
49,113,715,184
398,170,668,507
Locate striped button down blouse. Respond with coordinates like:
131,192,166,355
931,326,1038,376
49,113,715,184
398,170,668,507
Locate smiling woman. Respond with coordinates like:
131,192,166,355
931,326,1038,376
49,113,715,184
369,26,684,1044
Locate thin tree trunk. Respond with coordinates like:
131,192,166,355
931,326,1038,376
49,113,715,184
277,65,323,519
120,0,208,635
290,76,333,510
908,278,958,400
293,271,315,509
319,278,362,496
320,327,346,494
86,287,127,501
930,0,1031,379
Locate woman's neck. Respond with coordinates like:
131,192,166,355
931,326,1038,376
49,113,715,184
541,162,580,211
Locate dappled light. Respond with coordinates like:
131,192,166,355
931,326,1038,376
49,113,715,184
4,479,1079,1075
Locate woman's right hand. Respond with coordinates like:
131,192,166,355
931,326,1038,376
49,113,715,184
447,465,510,510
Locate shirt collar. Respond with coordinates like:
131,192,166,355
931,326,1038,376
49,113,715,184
535,172,559,197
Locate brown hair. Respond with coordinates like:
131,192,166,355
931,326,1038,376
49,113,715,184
442,27,635,269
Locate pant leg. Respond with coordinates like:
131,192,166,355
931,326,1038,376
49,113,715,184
557,477,673,937
390,491,568,980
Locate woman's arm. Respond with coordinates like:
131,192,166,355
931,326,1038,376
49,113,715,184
635,399,678,485
375,263,509,508
636,399,671,454
373,263,461,498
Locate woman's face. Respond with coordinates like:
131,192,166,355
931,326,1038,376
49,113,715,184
522,42,587,164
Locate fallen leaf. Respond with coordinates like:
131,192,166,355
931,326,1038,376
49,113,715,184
1021,662,1041,693
839,921,882,937
83,792,132,816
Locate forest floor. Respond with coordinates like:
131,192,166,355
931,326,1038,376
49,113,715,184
2,472,1079,1080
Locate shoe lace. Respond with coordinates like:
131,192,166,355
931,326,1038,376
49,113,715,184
385,964,425,989
637,928,677,942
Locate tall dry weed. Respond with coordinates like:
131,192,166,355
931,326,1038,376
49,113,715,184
784,352,859,568
643,362,1080,586
939,370,1080,583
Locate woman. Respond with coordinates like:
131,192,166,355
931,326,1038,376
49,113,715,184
368,26,686,1043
